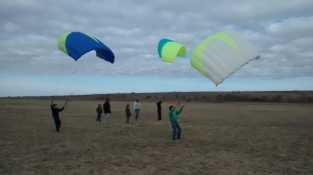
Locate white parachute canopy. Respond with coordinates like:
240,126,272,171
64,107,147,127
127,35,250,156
191,31,260,86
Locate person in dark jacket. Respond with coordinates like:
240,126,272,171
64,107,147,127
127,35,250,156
157,100,162,121
96,104,103,122
50,98,68,132
103,98,112,120
125,104,131,123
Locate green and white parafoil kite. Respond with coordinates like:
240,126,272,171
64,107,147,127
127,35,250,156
191,31,260,85
158,39,186,63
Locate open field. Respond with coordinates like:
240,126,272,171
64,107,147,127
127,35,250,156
1,99,313,175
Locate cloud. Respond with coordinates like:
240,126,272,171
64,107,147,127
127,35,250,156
267,16,313,41
0,0,313,80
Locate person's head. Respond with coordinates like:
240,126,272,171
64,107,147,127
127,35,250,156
52,103,57,108
169,105,175,111
126,104,129,108
98,104,101,108
105,98,110,102
135,99,139,102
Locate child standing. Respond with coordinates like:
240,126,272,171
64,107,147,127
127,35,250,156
96,104,102,122
125,104,131,123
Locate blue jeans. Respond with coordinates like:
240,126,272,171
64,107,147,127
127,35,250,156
171,120,181,140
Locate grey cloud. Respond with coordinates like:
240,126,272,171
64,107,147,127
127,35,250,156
0,0,313,79
267,16,313,41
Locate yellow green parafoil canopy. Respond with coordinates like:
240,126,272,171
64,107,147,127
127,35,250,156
191,31,259,85
158,39,186,63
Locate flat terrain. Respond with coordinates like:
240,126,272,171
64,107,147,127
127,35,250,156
0,99,313,175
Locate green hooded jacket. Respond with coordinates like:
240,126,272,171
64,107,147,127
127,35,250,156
169,107,184,122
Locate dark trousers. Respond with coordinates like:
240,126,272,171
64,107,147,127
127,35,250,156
126,115,130,123
53,118,61,132
157,109,162,120
96,113,102,121
171,121,181,140
135,109,140,120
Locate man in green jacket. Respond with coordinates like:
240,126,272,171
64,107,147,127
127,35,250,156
168,104,184,141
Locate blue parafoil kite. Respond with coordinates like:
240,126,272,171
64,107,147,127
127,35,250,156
58,32,115,63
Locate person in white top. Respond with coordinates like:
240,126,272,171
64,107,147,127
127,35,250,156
133,99,141,121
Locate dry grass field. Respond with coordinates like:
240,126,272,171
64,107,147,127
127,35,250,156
0,99,313,175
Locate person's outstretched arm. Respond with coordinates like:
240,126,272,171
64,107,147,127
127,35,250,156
58,98,68,112
176,105,184,115
50,98,54,110
57,107,64,112
63,98,69,108
50,97,54,105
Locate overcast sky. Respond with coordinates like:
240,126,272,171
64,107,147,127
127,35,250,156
1,0,313,96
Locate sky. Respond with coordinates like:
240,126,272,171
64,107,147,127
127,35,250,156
1,0,313,96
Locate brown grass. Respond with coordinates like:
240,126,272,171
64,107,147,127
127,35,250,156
0,99,313,175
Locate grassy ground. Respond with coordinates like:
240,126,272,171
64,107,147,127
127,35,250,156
0,99,313,175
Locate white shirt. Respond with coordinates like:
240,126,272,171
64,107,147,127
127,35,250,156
133,101,141,110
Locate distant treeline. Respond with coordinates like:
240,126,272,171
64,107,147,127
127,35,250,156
4,91,313,103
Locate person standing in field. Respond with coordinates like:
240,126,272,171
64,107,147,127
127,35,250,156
103,98,112,121
125,104,131,123
96,104,102,122
50,98,68,132
168,104,184,141
133,99,141,121
157,100,162,121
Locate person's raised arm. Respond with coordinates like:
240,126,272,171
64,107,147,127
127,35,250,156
50,97,54,105
176,105,184,115
63,98,69,108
